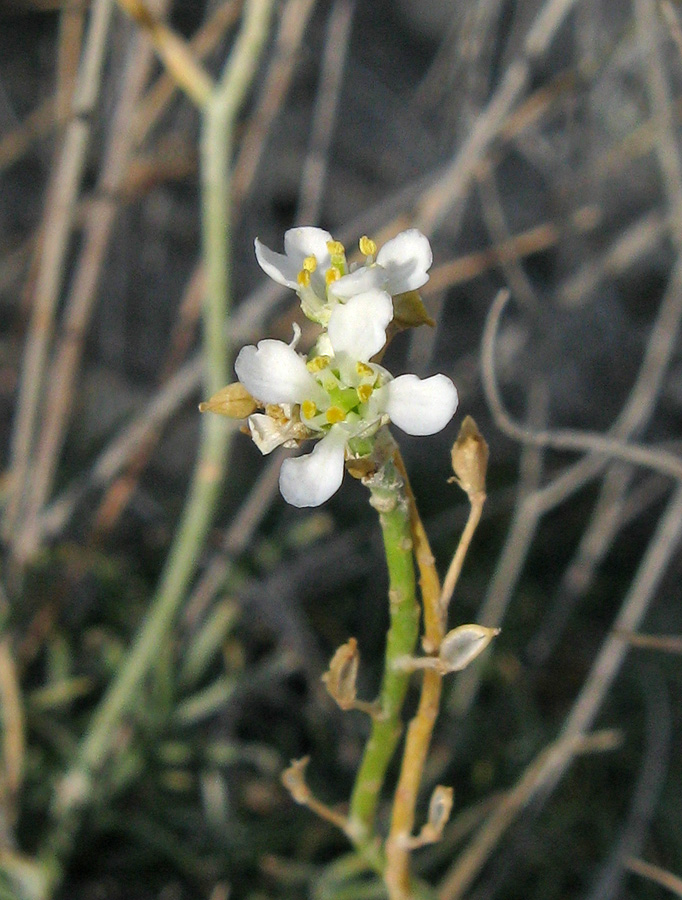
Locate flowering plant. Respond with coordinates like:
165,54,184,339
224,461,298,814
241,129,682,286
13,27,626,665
203,229,458,507
202,228,493,900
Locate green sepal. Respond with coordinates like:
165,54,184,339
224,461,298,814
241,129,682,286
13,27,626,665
392,290,435,329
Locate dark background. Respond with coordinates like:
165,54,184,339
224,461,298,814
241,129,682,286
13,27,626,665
1,1,681,898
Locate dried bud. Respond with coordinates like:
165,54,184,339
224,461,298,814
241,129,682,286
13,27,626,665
427,785,454,836
322,638,360,710
439,624,500,672
345,456,377,481
450,416,488,497
281,757,311,804
199,383,258,418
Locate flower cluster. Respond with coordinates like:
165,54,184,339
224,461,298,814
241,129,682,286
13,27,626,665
203,227,459,507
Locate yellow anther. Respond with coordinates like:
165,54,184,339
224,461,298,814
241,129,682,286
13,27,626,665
357,384,373,403
297,269,311,288
325,406,346,424
301,400,317,419
359,235,377,257
306,355,331,373
302,255,317,272
356,361,374,377
325,267,341,285
326,240,345,256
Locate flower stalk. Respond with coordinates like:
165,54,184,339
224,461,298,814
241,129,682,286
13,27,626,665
347,458,420,843
384,421,489,900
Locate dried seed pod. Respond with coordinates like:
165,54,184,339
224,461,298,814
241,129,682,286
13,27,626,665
281,757,310,805
450,416,488,497
199,382,258,418
427,785,454,836
322,638,360,710
439,624,500,672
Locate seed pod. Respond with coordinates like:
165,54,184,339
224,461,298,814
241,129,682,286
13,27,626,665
450,416,488,497
199,382,258,418
281,757,310,805
439,624,500,672
427,785,454,836
322,638,360,710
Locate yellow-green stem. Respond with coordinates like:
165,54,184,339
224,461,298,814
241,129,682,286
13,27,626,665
348,460,419,843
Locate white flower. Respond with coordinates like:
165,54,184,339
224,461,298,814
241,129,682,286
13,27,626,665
234,290,457,507
331,229,433,300
254,227,433,325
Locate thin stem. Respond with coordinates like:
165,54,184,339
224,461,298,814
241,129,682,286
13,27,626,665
38,1,272,890
347,459,419,845
439,494,485,616
393,450,441,651
3,0,115,550
386,478,486,900
115,0,214,105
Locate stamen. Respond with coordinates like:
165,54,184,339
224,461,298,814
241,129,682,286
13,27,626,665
356,361,374,377
359,235,377,257
325,267,341,285
301,400,317,419
325,406,346,424
302,255,317,272
357,384,373,403
306,355,331,372
297,269,311,287
326,240,347,276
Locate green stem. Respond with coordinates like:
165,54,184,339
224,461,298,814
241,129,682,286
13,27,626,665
38,2,272,892
348,459,419,843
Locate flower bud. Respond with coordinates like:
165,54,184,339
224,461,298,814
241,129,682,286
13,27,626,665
199,382,258,418
450,416,488,497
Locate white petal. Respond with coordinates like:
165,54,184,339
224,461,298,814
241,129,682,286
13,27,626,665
279,430,347,507
330,266,387,299
327,290,393,361
381,374,458,435
235,340,318,405
254,238,300,288
376,229,433,294
284,227,333,266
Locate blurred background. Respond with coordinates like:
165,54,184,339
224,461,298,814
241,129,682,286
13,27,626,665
1,0,681,898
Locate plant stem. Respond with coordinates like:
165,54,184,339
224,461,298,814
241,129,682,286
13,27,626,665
38,2,272,891
347,459,419,844
439,494,485,616
386,453,485,900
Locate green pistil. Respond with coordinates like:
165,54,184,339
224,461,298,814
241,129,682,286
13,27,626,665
327,385,361,414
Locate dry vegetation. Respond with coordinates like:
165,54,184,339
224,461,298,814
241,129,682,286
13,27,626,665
1,0,681,898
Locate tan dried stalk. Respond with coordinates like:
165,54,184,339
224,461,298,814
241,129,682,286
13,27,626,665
14,8,166,562
3,0,115,549
384,431,487,900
